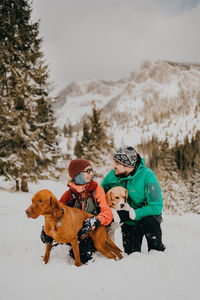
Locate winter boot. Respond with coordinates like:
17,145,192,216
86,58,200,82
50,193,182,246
69,236,96,264
141,216,166,252
121,222,143,254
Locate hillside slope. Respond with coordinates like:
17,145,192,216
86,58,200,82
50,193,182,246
54,60,200,151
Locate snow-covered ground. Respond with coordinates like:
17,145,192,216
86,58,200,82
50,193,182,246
1,179,200,300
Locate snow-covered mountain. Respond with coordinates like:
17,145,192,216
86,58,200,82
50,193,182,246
53,60,200,151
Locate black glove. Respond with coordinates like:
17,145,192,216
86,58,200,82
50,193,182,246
78,217,101,237
117,210,132,223
40,226,53,244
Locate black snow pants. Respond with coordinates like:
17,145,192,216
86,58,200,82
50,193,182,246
121,216,165,254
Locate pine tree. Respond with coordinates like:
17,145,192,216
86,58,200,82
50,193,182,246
147,136,160,170
175,136,195,179
186,155,200,214
0,0,61,191
63,121,73,137
156,140,184,213
74,104,113,165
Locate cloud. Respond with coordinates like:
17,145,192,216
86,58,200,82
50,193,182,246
31,0,200,94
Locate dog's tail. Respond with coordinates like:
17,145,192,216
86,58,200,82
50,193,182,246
106,232,122,253
106,232,123,259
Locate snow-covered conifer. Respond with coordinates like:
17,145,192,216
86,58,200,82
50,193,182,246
0,0,62,191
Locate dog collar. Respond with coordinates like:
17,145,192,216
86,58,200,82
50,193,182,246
56,208,64,227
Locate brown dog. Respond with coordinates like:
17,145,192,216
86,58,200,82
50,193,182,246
25,189,122,266
106,186,136,241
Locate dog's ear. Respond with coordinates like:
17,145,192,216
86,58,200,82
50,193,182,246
106,190,112,207
49,193,60,218
125,189,128,203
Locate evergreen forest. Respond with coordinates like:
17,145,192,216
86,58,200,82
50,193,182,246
138,131,200,214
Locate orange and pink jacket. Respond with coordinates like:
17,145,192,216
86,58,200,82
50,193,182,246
59,180,113,226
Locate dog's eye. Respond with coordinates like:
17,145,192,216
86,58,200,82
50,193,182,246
38,200,43,204
115,196,119,199
123,196,126,199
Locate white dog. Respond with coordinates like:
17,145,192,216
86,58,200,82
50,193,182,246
106,186,135,242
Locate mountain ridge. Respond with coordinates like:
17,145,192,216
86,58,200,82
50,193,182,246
53,60,200,153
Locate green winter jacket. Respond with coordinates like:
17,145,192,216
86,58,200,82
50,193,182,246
101,158,163,225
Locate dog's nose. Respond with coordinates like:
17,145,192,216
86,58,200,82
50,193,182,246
120,203,125,208
25,208,31,218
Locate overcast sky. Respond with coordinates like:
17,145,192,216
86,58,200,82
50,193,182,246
31,0,200,95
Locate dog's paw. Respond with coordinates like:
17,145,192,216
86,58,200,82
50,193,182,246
129,208,136,220
42,255,49,264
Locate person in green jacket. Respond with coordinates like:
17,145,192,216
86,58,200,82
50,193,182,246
101,146,165,254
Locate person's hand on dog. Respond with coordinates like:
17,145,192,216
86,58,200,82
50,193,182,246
78,216,101,236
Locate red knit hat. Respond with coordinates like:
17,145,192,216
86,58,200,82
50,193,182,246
68,159,91,179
